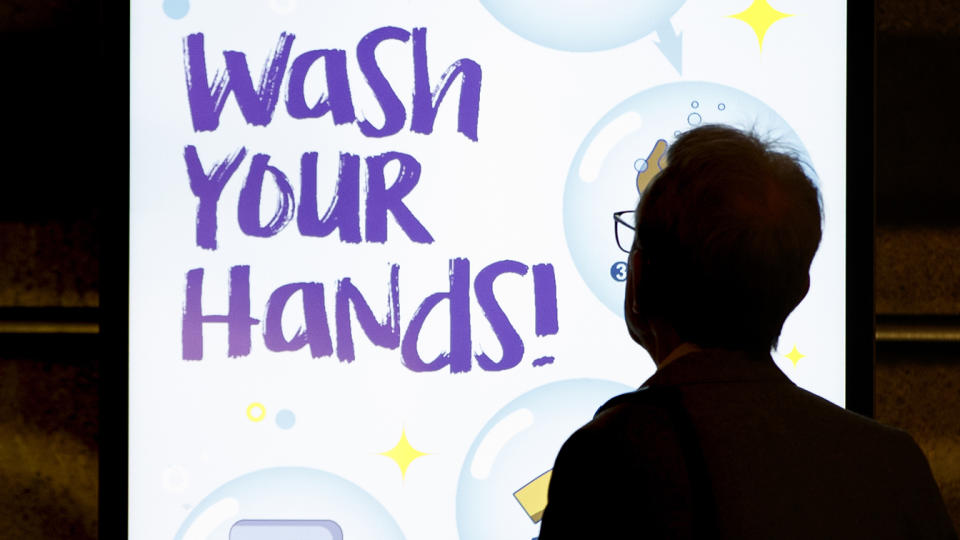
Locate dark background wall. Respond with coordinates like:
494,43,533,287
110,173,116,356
875,0,960,530
0,1,102,538
0,1,958,538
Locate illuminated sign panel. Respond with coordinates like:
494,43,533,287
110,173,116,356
129,1,848,538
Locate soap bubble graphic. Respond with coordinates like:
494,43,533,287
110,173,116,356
563,81,817,317
269,0,298,15
175,467,404,539
276,409,296,430
162,0,189,19
479,0,685,52
162,465,190,494
456,379,633,540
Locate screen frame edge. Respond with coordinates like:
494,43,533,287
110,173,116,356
108,2,878,536
844,0,877,417
100,0,131,537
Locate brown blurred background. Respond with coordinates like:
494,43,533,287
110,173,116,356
0,0,958,538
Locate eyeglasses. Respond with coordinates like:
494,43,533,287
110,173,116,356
613,210,635,253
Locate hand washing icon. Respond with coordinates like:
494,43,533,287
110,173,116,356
635,139,669,195
456,379,632,540
176,468,403,540
563,81,817,318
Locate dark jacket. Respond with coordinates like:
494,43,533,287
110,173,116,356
539,349,957,539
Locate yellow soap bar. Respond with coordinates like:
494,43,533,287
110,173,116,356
636,138,668,194
513,469,553,523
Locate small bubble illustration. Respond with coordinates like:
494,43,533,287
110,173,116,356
268,0,298,15
162,466,190,494
162,0,189,19
276,409,296,430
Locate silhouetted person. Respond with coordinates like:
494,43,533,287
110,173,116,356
538,125,957,539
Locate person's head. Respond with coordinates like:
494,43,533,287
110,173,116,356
624,124,822,354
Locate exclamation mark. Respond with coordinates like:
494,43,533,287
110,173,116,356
532,264,558,367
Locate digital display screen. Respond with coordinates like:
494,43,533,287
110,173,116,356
129,1,848,538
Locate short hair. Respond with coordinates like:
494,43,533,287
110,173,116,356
632,124,823,351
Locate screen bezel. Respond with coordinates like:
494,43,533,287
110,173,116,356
103,3,876,536
844,1,877,418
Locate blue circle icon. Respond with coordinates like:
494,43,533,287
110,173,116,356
276,409,296,430
610,261,628,282
456,379,633,539
162,0,189,19
479,0,685,51
563,81,817,317
175,467,404,539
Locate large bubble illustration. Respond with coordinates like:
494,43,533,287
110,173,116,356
456,379,632,539
175,467,404,539
479,0,685,52
563,81,817,317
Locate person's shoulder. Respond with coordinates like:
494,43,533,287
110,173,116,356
561,385,687,455
790,384,919,445
594,385,684,420
789,385,948,496
798,390,959,538
542,390,689,537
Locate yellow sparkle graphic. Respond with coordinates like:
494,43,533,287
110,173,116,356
785,345,806,367
729,0,793,50
379,428,428,479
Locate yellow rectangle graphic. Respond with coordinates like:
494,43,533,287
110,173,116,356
513,469,553,523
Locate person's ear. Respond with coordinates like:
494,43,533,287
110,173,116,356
623,247,646,344
624,247,640,306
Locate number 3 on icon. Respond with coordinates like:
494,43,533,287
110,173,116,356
610,261,627,282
